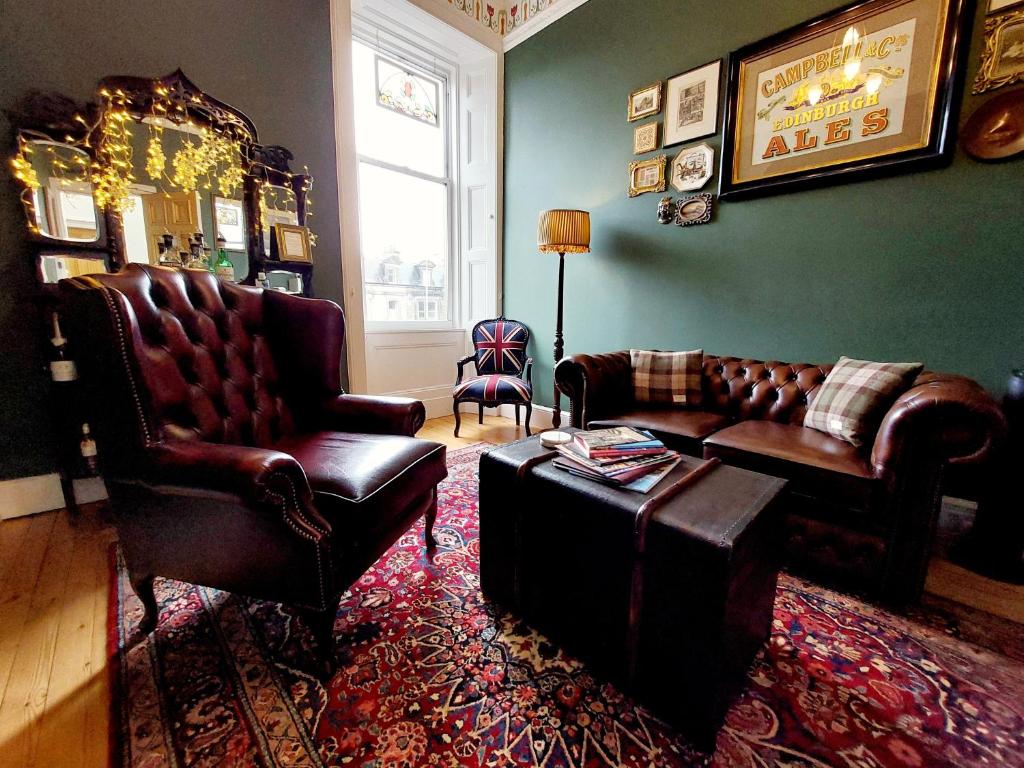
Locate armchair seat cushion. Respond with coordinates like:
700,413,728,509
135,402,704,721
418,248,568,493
273,432,446,538
453,374,532,404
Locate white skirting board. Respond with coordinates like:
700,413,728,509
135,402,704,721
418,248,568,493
0,473,108,520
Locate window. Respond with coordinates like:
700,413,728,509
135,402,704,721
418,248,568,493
353,38,452,325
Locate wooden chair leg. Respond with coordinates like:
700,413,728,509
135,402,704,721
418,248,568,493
515,404,521,425
425,490,438,549
524,402,533,437
303,603,339,678
130,573,159,634
453,400,462,437
478,403,484,424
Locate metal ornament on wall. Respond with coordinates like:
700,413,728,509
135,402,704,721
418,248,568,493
656,196,677,224
962,87,1024,159
674,193,714,227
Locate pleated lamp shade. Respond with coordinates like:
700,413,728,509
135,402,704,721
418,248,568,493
537,209,590,254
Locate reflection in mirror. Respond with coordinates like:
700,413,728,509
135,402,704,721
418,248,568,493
17,141,99,242
119,121,247,280
261,184,299,256
39,254,108,284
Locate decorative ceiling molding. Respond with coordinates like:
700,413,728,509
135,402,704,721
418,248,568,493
436,0,590,48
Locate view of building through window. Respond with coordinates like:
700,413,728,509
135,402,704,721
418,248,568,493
352,39,450,323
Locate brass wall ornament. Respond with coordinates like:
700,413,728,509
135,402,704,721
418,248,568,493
962,87,1024,159
973,7,1024,94
628,155,667,197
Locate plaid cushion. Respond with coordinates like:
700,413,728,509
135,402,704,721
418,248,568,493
803,356,923,446
629,349,703,406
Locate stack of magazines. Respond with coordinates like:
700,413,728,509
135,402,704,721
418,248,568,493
552,427,682,494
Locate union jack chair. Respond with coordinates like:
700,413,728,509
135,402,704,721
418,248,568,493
453,317,533,437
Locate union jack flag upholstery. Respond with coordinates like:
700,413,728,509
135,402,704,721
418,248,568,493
472,318,529,375
453,373,532,404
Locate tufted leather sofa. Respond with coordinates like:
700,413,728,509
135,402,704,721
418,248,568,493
60,264,448,670
554,351,1005,603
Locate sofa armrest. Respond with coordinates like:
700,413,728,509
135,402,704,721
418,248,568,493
314,394,426,437
870,373,1006,479
142,440,330,541
554,351,633,428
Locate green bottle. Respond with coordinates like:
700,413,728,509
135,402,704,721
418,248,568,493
214,236,235,282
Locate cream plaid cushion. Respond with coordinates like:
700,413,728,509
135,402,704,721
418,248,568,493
803,356,923,446
629,349,703,406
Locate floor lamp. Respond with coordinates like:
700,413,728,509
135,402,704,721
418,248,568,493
537,209,590,434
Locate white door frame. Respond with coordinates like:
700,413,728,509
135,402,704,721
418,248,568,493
330,0,503,395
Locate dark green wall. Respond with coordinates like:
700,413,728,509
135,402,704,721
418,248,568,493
0,0,342,480
504,0,1023,411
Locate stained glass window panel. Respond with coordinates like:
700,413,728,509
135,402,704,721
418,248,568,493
375,55,439,127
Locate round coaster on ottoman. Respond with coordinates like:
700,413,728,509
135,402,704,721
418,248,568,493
539,430,573,448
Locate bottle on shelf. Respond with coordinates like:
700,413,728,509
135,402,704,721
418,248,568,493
185,233,207,270
49,312,77,383
214,235,235,281
256,270,269,289
79,423,98,475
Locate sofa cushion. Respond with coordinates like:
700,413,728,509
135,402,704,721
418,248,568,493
803,356,923,446
630,349,703,406
703,421,873,479
589,409,730,441
273,432,446,537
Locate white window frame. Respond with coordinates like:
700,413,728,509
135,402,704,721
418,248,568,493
353,24,460,333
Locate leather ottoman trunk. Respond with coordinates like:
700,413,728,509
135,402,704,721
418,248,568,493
479,436,788,749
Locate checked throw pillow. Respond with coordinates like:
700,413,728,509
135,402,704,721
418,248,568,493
629,349,704,407
804,356,923,447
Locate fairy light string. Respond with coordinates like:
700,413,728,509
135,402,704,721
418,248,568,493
9,78,314,245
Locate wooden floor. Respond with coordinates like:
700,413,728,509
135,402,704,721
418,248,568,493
0,413,1020,767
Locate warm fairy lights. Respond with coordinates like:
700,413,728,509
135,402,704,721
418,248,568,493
10,79,315,245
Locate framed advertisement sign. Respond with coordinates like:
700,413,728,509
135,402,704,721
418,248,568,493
720,0,972,200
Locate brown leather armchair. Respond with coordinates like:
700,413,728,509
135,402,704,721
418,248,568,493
60,264,447,670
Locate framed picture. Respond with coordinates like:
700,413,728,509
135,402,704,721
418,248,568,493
273,223,313,263
664,60,722,146
988,0,1024,12
720,0,973,201
974,6,1024,92
628,155,667,197
213,197,245,251
670,142,715,191
675,193,714,226
633,122,660,154
628,82,663,122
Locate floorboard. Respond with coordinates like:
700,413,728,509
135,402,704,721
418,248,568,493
0,413,1017,768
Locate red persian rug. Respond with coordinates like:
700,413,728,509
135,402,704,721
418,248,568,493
110,444,1024,768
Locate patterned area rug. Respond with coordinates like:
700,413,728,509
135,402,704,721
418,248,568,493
110,444,1024,767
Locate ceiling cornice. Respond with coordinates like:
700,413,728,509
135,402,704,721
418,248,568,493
433,0,592,49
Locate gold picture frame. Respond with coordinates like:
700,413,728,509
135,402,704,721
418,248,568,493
974,7,1024,93
633,122,660,154
627,81,662,122
273,223,313,263
628,155,667,197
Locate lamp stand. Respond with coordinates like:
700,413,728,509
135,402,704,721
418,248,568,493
552,250,565,428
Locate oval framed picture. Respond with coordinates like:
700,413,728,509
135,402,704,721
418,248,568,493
674,193,714,226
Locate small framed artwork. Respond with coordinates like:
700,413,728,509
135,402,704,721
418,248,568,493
674,193,714,227
628,82,663,122
974,6,1024,93
633,122,660,154
272,223,313,263
989,0,1024,12
664,60,721,147
628,155,667,197
213,197,246,250
720,0,973,201
670,142,715,191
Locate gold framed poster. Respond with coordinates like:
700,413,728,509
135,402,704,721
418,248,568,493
273,223,313,263
720,0,972,200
